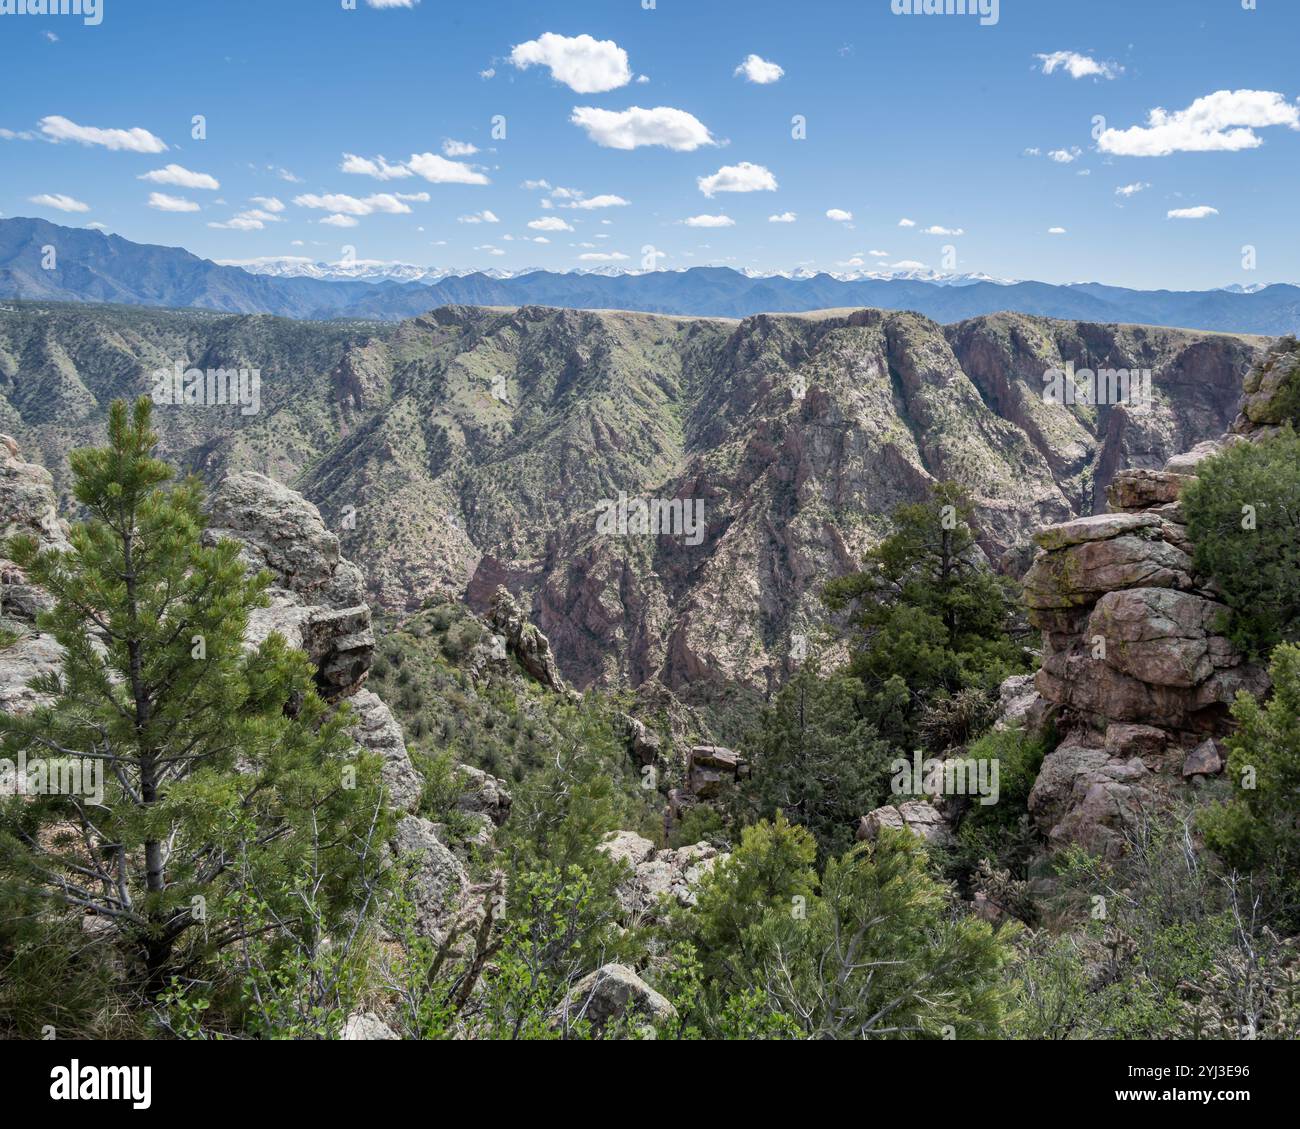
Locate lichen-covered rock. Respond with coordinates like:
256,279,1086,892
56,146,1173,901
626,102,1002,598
389,815,469,943
348,689,422,814
598,832,724,918
455,764,512,826
556,964,676,1034
340,1012,399,1041
857,801,951,846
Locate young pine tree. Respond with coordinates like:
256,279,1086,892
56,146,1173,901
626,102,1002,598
0,399,386,1000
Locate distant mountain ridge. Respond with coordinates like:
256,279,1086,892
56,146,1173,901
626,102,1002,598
2,216,1298,335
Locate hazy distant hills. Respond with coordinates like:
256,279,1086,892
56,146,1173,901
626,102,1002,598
2,216,1298,334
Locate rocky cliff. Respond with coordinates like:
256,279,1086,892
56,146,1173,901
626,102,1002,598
1020,338,1294,857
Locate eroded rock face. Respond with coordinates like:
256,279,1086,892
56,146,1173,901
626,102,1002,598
0,439,70,714
1021,339,1293,855
205,473,374,700
389,815,470,944
489,586,567,694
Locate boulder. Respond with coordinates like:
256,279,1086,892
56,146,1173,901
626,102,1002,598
340,1012,399,1041
1182,738,1226,779
857,801,950,846
556,964,676,1034
686,745,748,798
598,832,724,918
1105,469,1191,512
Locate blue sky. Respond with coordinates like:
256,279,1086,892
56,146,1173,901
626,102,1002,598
2,0,1298,289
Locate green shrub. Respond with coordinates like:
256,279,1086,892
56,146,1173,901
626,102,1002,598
1182,430,1300,658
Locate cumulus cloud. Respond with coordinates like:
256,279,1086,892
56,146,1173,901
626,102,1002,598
1167,205,1219,219
459,210,500,224
564,194,629,210
139,164,219,190
768,212,797,223
570,105,716,150
341,153,412,180
147,192,200,213
293,192,415,216
734,54,784,84
922,225,964,235
1048,147,1082,163
443,139,479,157
250,196,285,212
341,152,488,185
683,214,735,227
28,193,88,213
1098,90,1300,157
320,214,360,228
406,152,490,184
1048,226,1067,234
1115,182,1150,197
511,33,631,93
1036,51,1122,80
826,208,853,222
897,217,916,227
528,216,574,231
39,114,166,153
698,161,778,197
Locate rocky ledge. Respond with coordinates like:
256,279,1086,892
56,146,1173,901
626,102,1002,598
1019,340,1292,858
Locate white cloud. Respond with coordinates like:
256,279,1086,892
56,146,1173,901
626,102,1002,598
734,54,784,84
1048,147,1082,163
570,105,716,151
1115,182,1150,198
366,0,420,7
39,114,166,153
406,152,490,184
459,210,500,224
683,214,735,227
293,192,415,216
698,161,778,197
208,216,265,231
897,217,916,227
1099,90,1300,157
565,194,630,209
140,164,219,191
476,244,506,256
443,139,479,157
768,212,797,223
891,260,927,270
251,196,285,212
579,252,630,262
29,193,88,213
528,216,573,231
147,192,200,213
826,208,853,222
868,250,889,257
1036,51,1122,80
510,33,631,94
320,214,360,228
922,225,964,235
1048,226,1067,234
341,153,412,180
1167,205,1219,219
479,67,496,80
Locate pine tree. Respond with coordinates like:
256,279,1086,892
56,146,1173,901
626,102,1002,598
0,399,386,999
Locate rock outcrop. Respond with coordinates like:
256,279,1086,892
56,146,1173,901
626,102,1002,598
857,801,951,846
1021,339,1294,856
598,830,725,920
0,437,71,716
